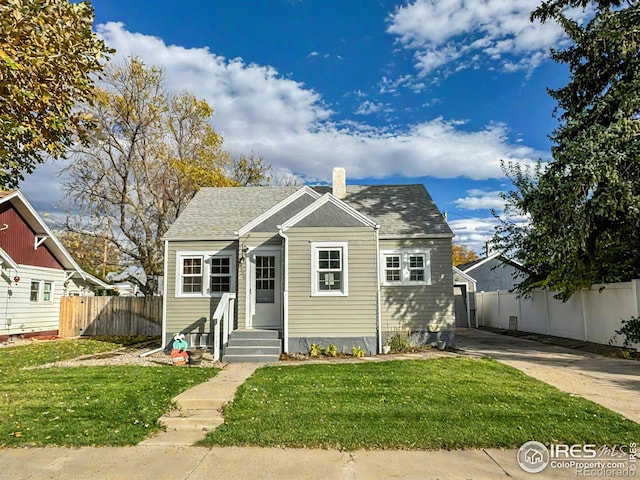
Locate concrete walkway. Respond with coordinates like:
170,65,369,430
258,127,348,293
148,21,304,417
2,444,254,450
456,328,640,424
139,362,261,446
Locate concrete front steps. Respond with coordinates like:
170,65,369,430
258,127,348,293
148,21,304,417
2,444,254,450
139,363,260,447
222,329,281,363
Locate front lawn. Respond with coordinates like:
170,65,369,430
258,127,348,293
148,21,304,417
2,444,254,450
202,358,640,450
0,339,218,447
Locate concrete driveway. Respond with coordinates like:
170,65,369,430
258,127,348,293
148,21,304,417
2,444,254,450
456,328,640,424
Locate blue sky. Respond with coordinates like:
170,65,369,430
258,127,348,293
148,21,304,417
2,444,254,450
23,0,577,253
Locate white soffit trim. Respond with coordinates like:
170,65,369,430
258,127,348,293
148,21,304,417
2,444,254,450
453,266,477,284
235,186,321,236
460,251,524,273
280,192,378,230
0,246,19,270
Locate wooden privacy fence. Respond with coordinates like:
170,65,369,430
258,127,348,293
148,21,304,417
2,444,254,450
60,296,162,337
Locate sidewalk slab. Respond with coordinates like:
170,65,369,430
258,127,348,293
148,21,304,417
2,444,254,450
0,446,559,480
0,446,209,480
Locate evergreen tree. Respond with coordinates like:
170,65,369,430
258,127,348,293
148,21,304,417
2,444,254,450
494,0,640,299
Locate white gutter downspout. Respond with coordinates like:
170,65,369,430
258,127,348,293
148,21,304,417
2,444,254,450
375,225,382,353
277,226,289,353
141,239,169,358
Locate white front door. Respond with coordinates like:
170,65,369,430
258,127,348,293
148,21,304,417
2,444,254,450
249,249,282,330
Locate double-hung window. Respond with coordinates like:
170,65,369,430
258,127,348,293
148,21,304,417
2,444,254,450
210,256,232,293
30,281,40,302
176,251,236,297
30,280,54,302
408,254,426,282
384,255,401,283
311,242,348,296
43,282,53,301
181,257,203,294
381,250,431,286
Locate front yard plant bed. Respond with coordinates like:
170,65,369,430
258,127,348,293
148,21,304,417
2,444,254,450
0,340,218,447
202,358,640,450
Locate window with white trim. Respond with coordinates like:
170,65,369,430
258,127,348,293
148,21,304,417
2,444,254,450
181,257,203,294
311,242,348,296
384,255,401,282
43,282,53,301
30,280,54,302
176,251,236,297
209,256,232,293
30,281,40,302
381,250,431,286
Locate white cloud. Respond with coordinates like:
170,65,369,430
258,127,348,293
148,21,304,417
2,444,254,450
97,23,542,181
454,190,505,211
448,216,498,254
378,74,426,94
21,23,544,204
387,0,589,76
355,100,391,116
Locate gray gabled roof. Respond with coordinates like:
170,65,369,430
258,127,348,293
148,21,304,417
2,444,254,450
313,185,452,237
458,251,525,273
163,184,452,240
163,187,300,240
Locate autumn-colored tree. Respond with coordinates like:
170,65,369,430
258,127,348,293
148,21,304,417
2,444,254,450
452,243,479,266
61,57,269,294
0,0,111,188
57,230,121,279
229,152,271,186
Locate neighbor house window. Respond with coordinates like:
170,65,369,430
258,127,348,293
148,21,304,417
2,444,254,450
43,282,53,302
381,250,431,286
30,280,54,302
30,281,40,302
311,242,348,296
176,251,236,297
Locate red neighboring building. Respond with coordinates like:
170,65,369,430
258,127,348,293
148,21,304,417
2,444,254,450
0,191,109,341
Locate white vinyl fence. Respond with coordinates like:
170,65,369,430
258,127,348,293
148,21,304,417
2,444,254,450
476,279,640,349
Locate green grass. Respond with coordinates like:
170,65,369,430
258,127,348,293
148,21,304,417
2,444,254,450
0,339,218,447
0,338,120,372
202,358,640,450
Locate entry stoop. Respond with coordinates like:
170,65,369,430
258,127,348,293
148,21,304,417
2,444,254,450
222,329,281,363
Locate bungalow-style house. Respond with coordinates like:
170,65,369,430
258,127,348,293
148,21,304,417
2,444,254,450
0,191,110,341
161,168,455,361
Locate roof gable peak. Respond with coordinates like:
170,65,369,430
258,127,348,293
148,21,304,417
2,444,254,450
280,192,378,230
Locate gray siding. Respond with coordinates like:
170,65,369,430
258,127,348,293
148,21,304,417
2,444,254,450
470,259,521,292
287,227,377,337
293,203,368,228
165,239,237,345
380,238,454,340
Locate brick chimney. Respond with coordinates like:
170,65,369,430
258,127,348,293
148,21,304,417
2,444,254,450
332,167,346,199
